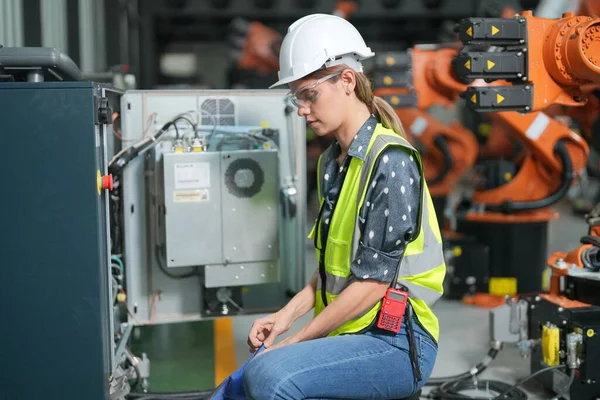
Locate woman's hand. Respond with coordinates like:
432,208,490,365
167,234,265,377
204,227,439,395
258,334,300,356
247,310,295,353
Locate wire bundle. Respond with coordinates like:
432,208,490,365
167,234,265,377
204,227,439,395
424,363,569,400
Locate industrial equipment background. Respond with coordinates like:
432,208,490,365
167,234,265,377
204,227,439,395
131,0,540,88
457,10,600,112
371,47,480,226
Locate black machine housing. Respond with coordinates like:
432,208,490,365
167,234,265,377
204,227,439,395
525,277,600,400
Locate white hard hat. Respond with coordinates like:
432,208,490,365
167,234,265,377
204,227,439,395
269,14,375,88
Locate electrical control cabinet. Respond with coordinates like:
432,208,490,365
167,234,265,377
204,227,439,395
0,81,126,400
0,47,308,399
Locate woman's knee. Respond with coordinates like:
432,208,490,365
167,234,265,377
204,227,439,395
243,357,270,400
243,354,287,400
243,352,305,400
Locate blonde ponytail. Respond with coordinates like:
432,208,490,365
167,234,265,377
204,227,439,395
371,96,407,138
352,69,407,138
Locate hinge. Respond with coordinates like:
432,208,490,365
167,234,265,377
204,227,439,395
95,96,112,125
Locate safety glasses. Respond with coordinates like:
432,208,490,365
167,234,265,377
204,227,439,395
287,72,341,108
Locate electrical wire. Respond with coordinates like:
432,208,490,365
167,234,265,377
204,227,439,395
425,346,501,386
425,365,567,400
173,116,197,138
426,378,527,400
155,245,201,279
554,369,576,400
109,112,194,175
492,365,566,400
173,122,180,140
112,255,125,273
130,363,141,390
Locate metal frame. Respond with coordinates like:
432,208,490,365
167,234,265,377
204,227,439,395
120,89,307,325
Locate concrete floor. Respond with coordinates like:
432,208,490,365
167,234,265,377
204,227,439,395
230,198,588,399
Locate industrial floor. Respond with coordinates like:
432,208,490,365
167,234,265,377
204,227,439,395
131,198,589,399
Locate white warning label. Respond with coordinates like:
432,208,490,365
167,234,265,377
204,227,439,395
174,162,210,189
174,189,209,203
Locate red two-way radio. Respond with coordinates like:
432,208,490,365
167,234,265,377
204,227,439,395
377,287,409,333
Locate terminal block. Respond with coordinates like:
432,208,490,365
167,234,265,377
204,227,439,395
455,10,600,113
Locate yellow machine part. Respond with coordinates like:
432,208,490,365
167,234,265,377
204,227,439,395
542,325,560,366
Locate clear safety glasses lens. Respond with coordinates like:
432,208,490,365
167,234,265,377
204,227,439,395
287,72,341,108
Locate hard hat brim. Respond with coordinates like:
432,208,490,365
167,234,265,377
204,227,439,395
269,74,302,89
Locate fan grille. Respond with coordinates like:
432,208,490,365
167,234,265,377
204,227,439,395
224,158,264,198
200,98,235,125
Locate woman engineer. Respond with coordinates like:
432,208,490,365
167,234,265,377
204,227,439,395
243,13,446,400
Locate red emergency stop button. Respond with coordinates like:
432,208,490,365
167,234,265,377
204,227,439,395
101,174,114,191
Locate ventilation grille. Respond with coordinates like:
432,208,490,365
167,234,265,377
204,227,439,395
224,158,264,199
200,98,235,126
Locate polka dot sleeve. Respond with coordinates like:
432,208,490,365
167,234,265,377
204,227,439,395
350,147,421,283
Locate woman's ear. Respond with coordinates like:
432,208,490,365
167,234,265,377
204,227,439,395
339,68,356,93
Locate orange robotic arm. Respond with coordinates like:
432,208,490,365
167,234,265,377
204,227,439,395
395,107,478,197
449,10,599,216
229,1,358,75
455,10,600,112
230,18,282,75
468,110,588,217
372,48,479,197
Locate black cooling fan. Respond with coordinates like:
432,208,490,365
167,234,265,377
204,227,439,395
224,157,265,198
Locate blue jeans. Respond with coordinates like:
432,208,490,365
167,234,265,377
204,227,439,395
242,312,438,400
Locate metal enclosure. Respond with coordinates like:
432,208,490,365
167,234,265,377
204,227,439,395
0,82,121,400
159,149,279,280
121,90,306,324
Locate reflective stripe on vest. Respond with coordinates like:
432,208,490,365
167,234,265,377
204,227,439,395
310,124,445,340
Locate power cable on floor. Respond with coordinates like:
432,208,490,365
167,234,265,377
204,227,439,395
423,364,567,400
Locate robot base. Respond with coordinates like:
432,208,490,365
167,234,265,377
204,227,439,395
456,212,550,294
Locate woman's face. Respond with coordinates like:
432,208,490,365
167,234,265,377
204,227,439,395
288,71,351,136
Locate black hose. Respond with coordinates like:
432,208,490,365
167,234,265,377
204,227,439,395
426,378,527,400
130,363,141,390
425,364,567,400
427,135,454,185
109,120,174,175
492,364,566,399
581,235,600,248
483,139,573,214
155,245,201,279
126,389,214,400
425,347,501,386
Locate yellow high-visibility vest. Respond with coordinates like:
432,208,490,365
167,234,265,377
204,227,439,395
308,123,446,341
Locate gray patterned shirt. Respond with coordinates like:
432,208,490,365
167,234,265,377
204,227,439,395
317,115,421,284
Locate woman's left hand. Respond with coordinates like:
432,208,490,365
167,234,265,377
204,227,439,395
259,334,300,355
